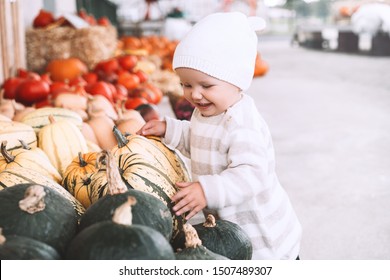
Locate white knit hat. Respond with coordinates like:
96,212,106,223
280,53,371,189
173,12,266,91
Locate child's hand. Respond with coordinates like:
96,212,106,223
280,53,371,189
171,181,207,220
137,120,167,137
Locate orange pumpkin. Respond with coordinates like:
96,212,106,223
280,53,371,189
46,58,88,82
254,54,269,77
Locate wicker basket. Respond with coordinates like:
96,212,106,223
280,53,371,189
25,25,117,73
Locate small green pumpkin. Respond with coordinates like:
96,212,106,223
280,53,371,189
0,228,60,260
0,184,79,257
192,214,253,260
66,197,176,260
175,223,229,260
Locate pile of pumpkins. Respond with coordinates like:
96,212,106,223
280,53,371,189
0,105,252,260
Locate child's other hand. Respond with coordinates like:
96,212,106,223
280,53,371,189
136,120,167,137
171,181,207,220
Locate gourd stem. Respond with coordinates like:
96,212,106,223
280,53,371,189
112,126,129,148
19,185,46,214
112,196,137,226
18,139,31,150
0,141,15,163
100,150,128,195
48,114,56,124
78,152,88,167
183,223,202,248
203,214,217,228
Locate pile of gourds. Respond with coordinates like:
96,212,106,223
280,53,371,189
0,104,252,259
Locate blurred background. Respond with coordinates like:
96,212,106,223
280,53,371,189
1,0,389,260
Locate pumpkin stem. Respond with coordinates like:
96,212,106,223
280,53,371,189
78,152,88,167
0,141,15,163
183,223,202,248
203,214,217,228
18,139,31,150
112,126,129,148
112,196,137,226
19,185,46,214
48,114,56,124
99,150,128,195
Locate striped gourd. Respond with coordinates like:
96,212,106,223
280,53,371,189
0,141,62,183
111,126,190,184
38,116,88,176
117,152,186,242
0,120,37,151
21,107,83,134
0,167,85,217
62,152,98,208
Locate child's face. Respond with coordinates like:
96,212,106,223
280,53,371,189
176,68,241,117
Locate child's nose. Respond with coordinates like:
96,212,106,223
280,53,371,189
191,88,202,100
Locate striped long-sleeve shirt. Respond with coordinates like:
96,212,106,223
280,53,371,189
164,94,302,259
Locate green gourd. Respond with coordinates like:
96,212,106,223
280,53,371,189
66,196,175,260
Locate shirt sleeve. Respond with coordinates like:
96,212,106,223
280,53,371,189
199,125,272,209
163,116,191,158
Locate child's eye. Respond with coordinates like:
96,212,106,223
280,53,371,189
202,85,213,89
180,83,191,88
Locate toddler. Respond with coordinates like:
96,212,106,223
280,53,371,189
138,12,302,260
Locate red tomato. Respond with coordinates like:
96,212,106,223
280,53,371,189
144,82,163,104
97,16,111,26
117,72,140,90
85,81,114,103
50,81,70,96
114,84,128,102
94,58,119,74
124,97,148,110
33,9,55,28
68,76,87,87
82,72,98,85
134,70,148,83
16,79,50,106
2,77,25,99
128,86,155,104
117,55,138,71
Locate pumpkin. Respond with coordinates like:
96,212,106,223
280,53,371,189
38,115,89,176
78,150,173,240
254,53,269,77
21,107,83,134
86,105,117,150
0,166,85,217
112,127,190,184
0,228,61,260
0,120,37,151
192,214,253,260
66,196,175,260
0,140,62,183
175,223,229,260
61,152,98,208
111,128,190,242
46,58,88,82
0,184,79,256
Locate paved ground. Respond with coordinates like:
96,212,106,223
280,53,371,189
248,37,390,260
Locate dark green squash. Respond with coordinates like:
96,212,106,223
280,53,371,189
0,228,60,260
175,223,229,260
78,151,173,240
0,184,79,257
192,214,253,260
66,196,175,260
